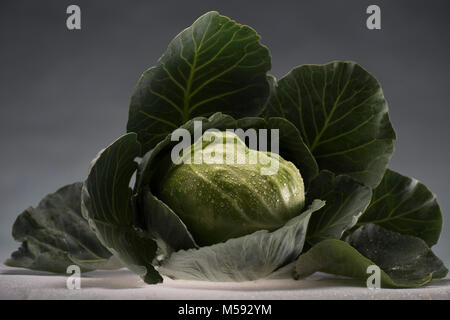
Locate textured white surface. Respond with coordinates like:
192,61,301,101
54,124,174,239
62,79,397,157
0,264,449,300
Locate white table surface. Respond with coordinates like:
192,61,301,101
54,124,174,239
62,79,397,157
1,264,449,300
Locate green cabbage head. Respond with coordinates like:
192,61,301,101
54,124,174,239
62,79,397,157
156,131,305,246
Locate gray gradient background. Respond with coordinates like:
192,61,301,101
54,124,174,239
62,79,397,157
1,0,449,266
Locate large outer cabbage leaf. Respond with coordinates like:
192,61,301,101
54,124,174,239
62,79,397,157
264,61,396,188
5,182,119,273
127,11,271,154
356,169,443,247
81,134,163,284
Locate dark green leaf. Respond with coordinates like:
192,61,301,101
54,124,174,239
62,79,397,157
346,224,448,284
306,171,372,245
81,133,163,284
294,239,411,288
159,200,324,281
127,11,271,154
295,225,447,288
356,169,443,246
5,182,115,273
265,61,396,187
